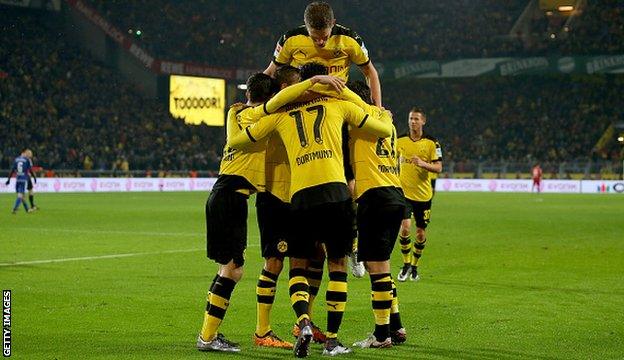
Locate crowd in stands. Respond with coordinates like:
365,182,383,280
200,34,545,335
0,9,223,174
2,6,623,177
384,75,623,164
90,0,623,68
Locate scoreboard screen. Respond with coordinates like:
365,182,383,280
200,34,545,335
169,75,225,126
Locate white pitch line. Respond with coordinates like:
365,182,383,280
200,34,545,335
0,248,203,267
19,227,201,237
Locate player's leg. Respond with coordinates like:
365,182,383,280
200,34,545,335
348,201,365,278
27,178,37,210
397,201,414,281
389,278,407,344
13,181,29,213
322,200,354,356
353,201,403,349
410,201,432,281
297,243,327,344
198,190,246,352
12,192,23,214
254,193,293,349
288,206,315,358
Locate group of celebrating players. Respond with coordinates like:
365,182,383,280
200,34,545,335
197,2,442,357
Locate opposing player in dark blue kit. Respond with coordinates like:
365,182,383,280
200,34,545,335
6,149,35,214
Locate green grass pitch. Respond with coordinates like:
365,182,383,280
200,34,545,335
1,192,623,359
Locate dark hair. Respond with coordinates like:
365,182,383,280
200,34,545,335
409,106,427,117
274,65,301,87
346,80,372,105
300,62,328,80
246,73,275,103
304,1,334,30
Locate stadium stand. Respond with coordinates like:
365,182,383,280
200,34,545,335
89,0,623,64
0,8,223,174
1,3,623,178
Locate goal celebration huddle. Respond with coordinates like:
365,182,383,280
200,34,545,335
197,2,442,357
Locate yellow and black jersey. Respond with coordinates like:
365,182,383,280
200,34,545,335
265,133,290,203
423,134,442,181
349,103,402,202
273,24,370,80
228,97,392,209
397,134,440,202
215,78,321,195
215,106,267,195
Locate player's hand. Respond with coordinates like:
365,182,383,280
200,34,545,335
230,102,245,109
311,75,345,92
413,156,427,168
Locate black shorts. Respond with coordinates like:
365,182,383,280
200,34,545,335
289,200,354,260
403,199,432,229
357,202,404,262
205,189,248,266
27,178,34,191
256,192,291,259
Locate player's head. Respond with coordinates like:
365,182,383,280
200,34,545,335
274,65,301,89
346,80,373,105
408,106,427,130
300,62,328,80
304,1,335,48
22,149,33,158
246,73,275,103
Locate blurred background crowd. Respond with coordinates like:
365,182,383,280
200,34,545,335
1,1,623,178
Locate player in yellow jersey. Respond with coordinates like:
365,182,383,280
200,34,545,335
265,1,376,279
264,2,382,106
339,81,408,349
253,65,304,350
197,72,345,353
396,107,443,283
228,63,392,358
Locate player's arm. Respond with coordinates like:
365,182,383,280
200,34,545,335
5,170,14,185
310,85,368,109
28,159,36,183
261,76,345,115
344,102,392,138
263,61,278,77
413,144,442,173
359,61,382,107
414,158,442,174
227,115,277,149
225,104,246,140
264,33,291,76
346,33,382,107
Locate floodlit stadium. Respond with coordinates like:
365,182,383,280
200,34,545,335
1,1,623,359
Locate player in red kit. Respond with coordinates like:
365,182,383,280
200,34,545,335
532,163,542,193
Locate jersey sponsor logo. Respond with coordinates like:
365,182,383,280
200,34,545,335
295,149,333,166
378,164,400,175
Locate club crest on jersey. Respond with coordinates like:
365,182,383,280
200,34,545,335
332,47,343,57
277,240,288,253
